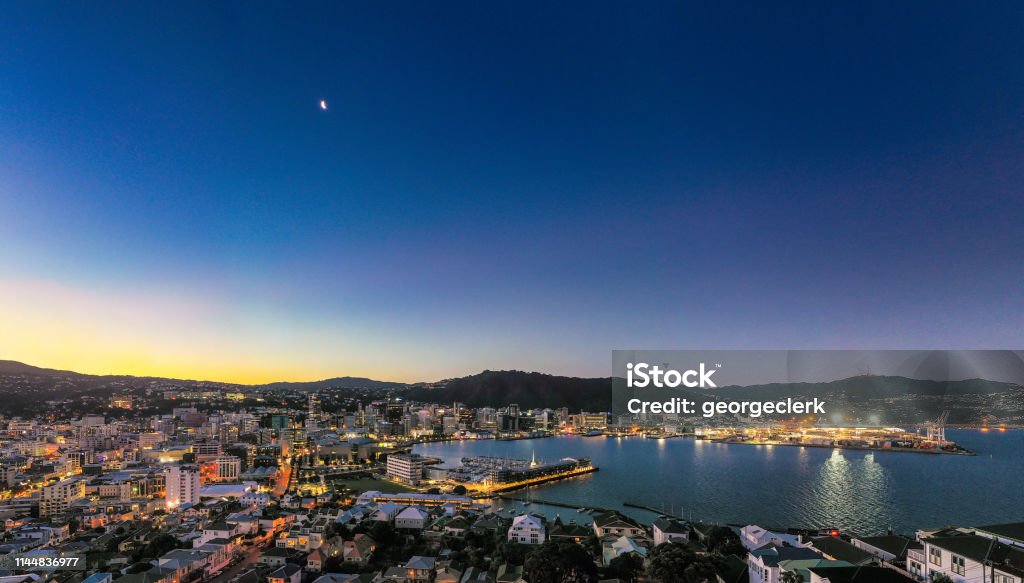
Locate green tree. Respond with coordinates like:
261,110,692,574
780,571,804,583
704,525,744,556
523,541,598,583
605,553,644,583
647,542,716,583
493,541,530,566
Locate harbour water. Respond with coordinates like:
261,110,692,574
413,429,1024,535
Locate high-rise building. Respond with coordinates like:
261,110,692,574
215,456,241,482
307,393,322,430
165,464,200,508
386,453,425,486
40,479,85,516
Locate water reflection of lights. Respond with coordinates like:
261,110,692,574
806,449,891,532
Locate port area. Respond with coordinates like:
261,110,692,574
468,463,599,497
431,455,599,497
699,426,975,455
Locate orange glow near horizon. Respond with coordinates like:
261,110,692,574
0,276,444,384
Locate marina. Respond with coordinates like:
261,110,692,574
415,429,1024,534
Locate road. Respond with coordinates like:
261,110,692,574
207,542,265,583
273,460,292,497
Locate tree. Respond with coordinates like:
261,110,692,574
605,553,644,583
647,542,715,583
452,485,468,495
493,541,530,566
780,571,804,583
704,525,744,556
523,541,598,583
132,533,180,562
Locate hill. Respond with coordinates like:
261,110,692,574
260,377,408,391
406,370,612,411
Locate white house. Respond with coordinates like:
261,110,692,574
741,525,805,551
508,514,546,545
602,535,648,566
370,502,404,523
747,543,823,583
922,531,1024,583
395,507,431,530
652,517,689,545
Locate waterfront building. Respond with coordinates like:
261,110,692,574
386,453,425,486
741,524,805,551
355,490,476,510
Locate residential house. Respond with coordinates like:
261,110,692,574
922,531,1024,583
342,534,376,564
508,515,545,545
370,502,404,523
652,517,690,545
807,565,916,583
306,548,326,573
741,525,805,551
851,534,913,564
436,567,463,583
443,516,471,538
747,543,824,583
549,520,591,544
592,512,645,538
267,563,302,583
459,567,495,583
973,523,1024,549
602,535,649,566
808,536,877,566
404,556,437,583
395,507,431,531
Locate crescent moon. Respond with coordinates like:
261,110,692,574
319,100,328,111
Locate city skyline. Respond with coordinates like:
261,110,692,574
3,2,1024,383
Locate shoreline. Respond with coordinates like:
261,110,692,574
707,438,976,456
468,465,599,498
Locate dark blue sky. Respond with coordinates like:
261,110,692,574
1,2,1022,382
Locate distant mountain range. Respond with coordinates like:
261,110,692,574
407,370,611,411
261,377,408,391
1,359,1021,423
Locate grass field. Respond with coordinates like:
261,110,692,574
332,476,417,494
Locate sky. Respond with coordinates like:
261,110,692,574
1,2,1023,383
